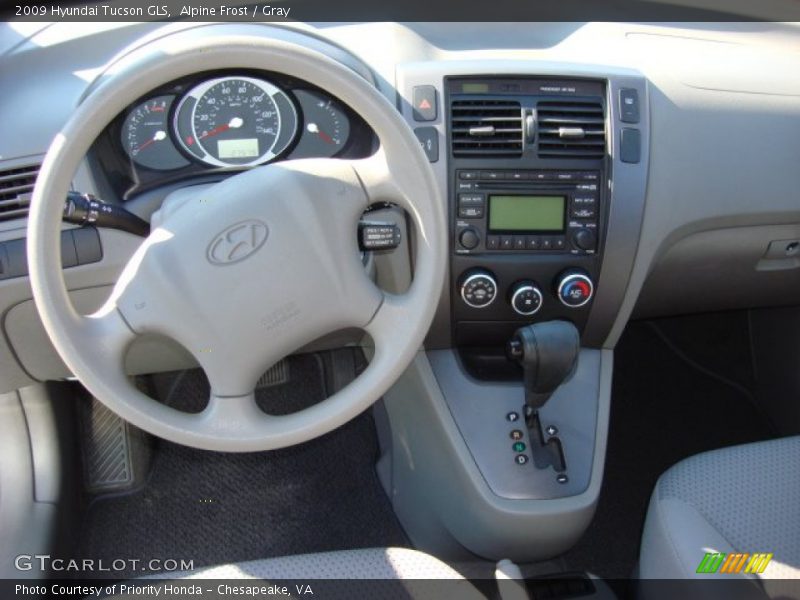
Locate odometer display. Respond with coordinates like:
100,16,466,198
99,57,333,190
217,138,260,159
174,76,297,168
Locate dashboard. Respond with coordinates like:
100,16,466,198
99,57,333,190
93,71,375,200
1,21,800,393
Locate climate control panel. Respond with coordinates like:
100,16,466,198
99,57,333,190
458,267,594,321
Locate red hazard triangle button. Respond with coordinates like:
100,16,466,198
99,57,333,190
412,85,437,122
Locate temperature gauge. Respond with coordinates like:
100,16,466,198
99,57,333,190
120,96,189,171
291,89,351,159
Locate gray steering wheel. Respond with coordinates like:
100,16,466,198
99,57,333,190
27,29,445,452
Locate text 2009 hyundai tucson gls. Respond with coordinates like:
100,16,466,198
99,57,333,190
0,16,799,600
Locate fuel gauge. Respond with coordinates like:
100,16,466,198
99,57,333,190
291,89,351,159
121,96,189,171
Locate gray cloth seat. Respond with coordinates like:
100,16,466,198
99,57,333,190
639,436,800,596
123,547,486,600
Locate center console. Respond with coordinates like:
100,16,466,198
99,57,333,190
446,77,609,356
380,63,649,563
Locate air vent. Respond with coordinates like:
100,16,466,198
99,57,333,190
0,164,39,222
451,99,523,157
537,100,606,159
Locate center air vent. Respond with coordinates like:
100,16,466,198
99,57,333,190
537,100,606,159
0,164,39,222
451,99,523,157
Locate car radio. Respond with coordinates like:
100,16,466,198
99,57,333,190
453,169,600,255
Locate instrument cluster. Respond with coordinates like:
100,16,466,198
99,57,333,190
95,71,372,200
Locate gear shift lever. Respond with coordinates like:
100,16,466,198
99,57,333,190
507,321,580,411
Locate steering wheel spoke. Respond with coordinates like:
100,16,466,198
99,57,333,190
348,150,414,212
73,308,137,377
198,391,268,436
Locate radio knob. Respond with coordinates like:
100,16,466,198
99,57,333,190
510,282,543,316
556,270,594,308
458,227,480,250
572,227,596,251
460,269,497,308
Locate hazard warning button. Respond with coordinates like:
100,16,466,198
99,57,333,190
412,85,437,122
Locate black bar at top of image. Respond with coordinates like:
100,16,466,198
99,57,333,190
3,0,800,22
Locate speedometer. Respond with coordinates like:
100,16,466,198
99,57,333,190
174,76,297,168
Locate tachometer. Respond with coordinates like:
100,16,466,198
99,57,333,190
120,96,189,171
173,76,297,168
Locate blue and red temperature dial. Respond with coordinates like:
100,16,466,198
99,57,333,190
557,271,594,308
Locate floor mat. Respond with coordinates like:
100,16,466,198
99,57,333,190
564,317,775,580
76,353,409,578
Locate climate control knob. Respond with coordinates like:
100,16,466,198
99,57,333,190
460,269,497,308
510,281,544,316
556,271,594,308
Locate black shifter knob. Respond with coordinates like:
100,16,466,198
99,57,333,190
507,321,580,410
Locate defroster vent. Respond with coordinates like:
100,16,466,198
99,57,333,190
451,99,523,157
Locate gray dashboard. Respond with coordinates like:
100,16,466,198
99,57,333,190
1,21,800,393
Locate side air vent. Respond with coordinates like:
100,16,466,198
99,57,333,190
0,164,39,222
537,100,606,159
451,99,523,157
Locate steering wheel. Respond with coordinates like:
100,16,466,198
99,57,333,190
27,28,445,452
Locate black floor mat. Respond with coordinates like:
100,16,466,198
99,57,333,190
76,354,408,578
564,316,775,579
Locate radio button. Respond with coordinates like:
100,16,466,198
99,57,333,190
572,228,597,251
486,236,500,250
500,235,514,250
541,238,553,250
577,183,598,191
571,206,597,219
459,206,484,218
458,193,485,205
508,171,527,181
457,181,474,191
526,235,540,250
459,171,479,180
458,228,480,250
513,236,527,250
480,171,502,181
553,237,567,250
573,195,597,206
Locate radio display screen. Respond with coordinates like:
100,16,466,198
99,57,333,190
488,195,566,232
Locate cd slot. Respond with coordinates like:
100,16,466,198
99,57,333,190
474,182,576,191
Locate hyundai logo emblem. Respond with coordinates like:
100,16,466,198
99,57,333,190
207,220,269,265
